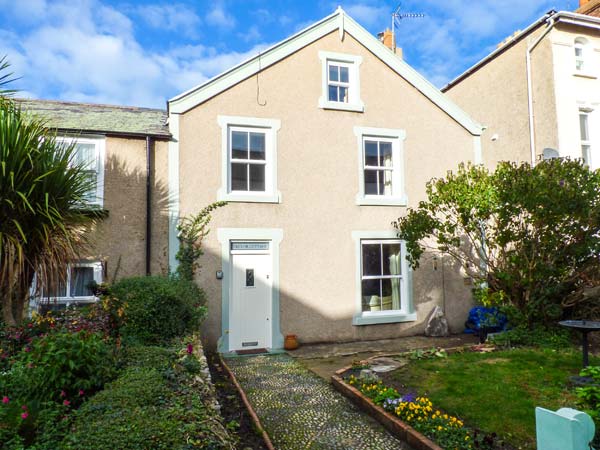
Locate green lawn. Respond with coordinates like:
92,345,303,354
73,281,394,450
386,348,598,449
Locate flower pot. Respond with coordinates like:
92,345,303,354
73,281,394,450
284,334,299,350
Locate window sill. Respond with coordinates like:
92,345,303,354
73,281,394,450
353,311,417,326
217,190,281,204
43,296,98,304
573,72,597,79
318,99,364,113
356,194,408,206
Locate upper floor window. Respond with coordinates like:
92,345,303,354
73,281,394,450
318,51,364,112
57,136,105,207
217,116,281,203
354,127,406,206
580,110,593,166
574,37,588,72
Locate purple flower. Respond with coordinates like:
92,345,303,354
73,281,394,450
186,343,193,355
21,412,28,420
2,396,9,404
402,392,416,403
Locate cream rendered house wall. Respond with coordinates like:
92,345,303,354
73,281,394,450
177,30,479,348
88,137,170,281
445,25,558,168
551,24,600,166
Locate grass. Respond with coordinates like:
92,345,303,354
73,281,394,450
386,348,598,449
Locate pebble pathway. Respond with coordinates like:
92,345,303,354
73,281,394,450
225,353,412,450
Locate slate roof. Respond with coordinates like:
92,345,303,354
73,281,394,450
16,98,170,138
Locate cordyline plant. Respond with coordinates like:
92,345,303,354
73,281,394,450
394,159,600,328
0,58,101,325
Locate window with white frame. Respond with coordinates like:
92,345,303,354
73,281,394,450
318,51,364,112
217,116,281,203
352,232,415,326
43,262,103,303
354,127,406,206
574,37,588,72
57,136,105,207
580,110,593,166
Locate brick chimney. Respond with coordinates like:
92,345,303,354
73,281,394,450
377,29,403,59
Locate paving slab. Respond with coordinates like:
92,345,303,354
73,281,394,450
289,334,478,380
225,353,412,450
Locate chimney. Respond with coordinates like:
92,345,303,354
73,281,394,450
580,0,591,7
377,29,403,59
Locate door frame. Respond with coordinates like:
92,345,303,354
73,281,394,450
217,228,284,353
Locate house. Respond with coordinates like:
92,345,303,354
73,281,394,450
167,8,484,352
443,7,600,168
578,0,600,18
19,99,171,307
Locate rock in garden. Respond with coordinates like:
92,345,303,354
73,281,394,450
425,305,450,337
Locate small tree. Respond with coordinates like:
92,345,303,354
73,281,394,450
0,59,100,325
394,159,600,328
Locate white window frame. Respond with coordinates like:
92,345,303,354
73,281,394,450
42,261,103,304
574,37,588,73
579,108,596,169
56,135,105,208
352,231,415,325
318,51,364,112
217,116,281,203
354,126,407,206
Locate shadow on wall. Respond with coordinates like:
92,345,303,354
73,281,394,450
90,150,170,282
196,241,474,351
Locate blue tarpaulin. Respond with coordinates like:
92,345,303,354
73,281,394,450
464,306,508,334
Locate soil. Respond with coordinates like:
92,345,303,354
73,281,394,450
206,353,268,450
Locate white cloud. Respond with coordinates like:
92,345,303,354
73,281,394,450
343,3,389,28
1,0,270,107
206,2,236,29
136,4,201,38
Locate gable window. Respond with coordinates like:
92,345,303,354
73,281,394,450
352,231,415,325
42,261,103,304
57,136,105,207
217,116,281,203
319,51,364,112
354,127,406,206
574,38,588,72
580,109,593,167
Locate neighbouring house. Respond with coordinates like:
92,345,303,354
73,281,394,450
18,99,171,308
167,8,484,352
443,7,600,168
578,0,600,18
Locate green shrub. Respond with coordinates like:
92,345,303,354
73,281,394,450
111,276,207,344
489,326,572,349
5,330,114,403
65,340,236,450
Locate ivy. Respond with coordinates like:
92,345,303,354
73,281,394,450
175,201,226,281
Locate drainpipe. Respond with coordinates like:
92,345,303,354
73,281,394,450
145,136,153,276
526,15,556,166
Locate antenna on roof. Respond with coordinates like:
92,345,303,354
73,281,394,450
391,3,425,53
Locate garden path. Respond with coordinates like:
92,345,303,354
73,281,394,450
224,353,412,450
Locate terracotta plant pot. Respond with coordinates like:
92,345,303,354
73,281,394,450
284,334,299,350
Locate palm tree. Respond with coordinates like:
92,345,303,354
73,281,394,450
0,58,100,325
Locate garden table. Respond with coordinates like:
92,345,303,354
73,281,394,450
559,320,600,367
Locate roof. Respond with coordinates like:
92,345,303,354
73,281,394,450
16,98,170,138
442,10,600,92
168,7,483,136
577,0,600,16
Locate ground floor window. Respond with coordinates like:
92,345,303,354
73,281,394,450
352,231,416,325
43,261,103,303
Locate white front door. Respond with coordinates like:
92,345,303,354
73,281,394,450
229,249,272,351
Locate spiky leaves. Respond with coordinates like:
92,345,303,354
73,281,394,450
0,101,100,325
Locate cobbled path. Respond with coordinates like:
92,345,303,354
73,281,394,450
225,353,411,450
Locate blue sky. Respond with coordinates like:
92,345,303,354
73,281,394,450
0,0,575,108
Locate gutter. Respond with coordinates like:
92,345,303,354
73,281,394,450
526,16,557,166
145,136,153,276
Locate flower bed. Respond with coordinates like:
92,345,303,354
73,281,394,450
333,368,497,450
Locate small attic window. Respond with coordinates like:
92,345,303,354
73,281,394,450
318,51,364,112
574,37,588,72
